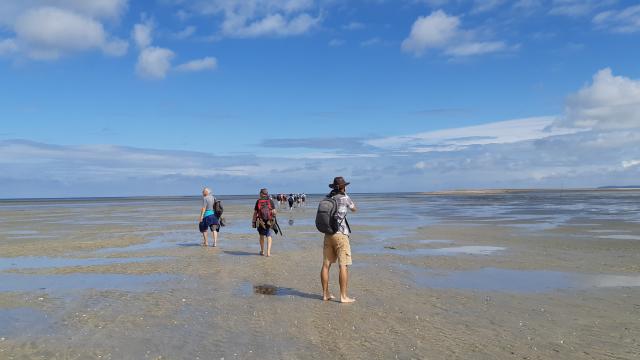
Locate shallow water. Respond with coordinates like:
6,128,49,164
0,308,51,338
0,256,168,271
0,273,174,292
1,191,640,358
400,265,640,293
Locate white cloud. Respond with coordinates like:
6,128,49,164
0,39,18,55
132,21,153,49
361,37,382,47
185,0,321,38
4,65,640,196
622,159,640,169
472,0,506,14
328,38,344,47
11,6,128,60
130,17,216,79
175,57,218,72
0,0,127,26
559,68,640,130
444,41,506,56
593,5,640,33
0,2,128,60
342,21,364,30
366,116,581,151
224,12,320,37
401,10,459,55
136,46,175,79
549,0,615,17
401,10,509,57
172,25,197,39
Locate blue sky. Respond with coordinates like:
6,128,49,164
1,0,639,197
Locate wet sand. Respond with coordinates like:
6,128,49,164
1,192,639,359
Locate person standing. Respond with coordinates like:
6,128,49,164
320,177,357,303
198,187,219,247
252,188,277,256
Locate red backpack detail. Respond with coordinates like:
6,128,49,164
257,199,273,222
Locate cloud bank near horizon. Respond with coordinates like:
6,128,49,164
1,67,639,198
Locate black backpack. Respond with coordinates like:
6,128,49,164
214,200,224,218
316,195,349,234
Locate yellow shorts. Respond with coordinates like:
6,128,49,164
323,233,352,266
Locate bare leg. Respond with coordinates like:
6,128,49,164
212,228,218,247
201,232,208,247
321,262,334,301
266,236,272,257
259,235,265,255
339,265,355,303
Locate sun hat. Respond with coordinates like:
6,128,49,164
329,176,350,189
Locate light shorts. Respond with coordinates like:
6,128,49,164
323,233,352,266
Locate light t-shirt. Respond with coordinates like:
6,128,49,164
334,194,355,235
202,194,216,217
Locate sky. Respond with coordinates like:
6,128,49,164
1,0,639,197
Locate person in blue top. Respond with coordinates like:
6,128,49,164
198,187,219,247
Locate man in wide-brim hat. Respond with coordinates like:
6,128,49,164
321,176,358,303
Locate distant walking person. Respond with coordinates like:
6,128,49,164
252,188,277,256
317,177,357,303
198,187,219,247
288,194,294,210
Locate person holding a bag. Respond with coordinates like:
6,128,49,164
198,187,219,247
252,188,277,257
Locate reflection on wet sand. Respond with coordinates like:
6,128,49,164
0,192,639,358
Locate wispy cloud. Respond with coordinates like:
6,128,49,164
366,117,582,151
593,5,640,33
185,0,322,38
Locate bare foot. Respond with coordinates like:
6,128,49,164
212,243,217,247
266,253,271,257
259,251,264,256
322,294,335,301
202,242,208,247
340,296,356,303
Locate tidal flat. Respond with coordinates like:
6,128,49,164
0,192,639,359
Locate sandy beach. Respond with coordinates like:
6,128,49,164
1,192,639,359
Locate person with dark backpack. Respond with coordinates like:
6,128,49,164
317,177,357,303
252,188,277,256
198,187,219,247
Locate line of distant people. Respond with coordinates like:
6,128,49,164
274,193,307,209
197,177,356,303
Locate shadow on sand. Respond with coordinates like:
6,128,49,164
223,250,260,256
177,243,202,247
275,287,322,300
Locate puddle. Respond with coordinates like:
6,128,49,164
598,235,640,240
0,273,174,292
506,222,560,231
588,275,640,287
95,231,192,253
0,308,51,337
254,284,278,295
379,246,505,256
3,230,39,235
234,282,320,300
398,265,640,293
0,256,168,271
418,240,454,245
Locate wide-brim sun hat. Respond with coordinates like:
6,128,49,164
329,176,350,189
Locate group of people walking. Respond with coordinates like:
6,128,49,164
197,177,357,303
274,193,306,209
